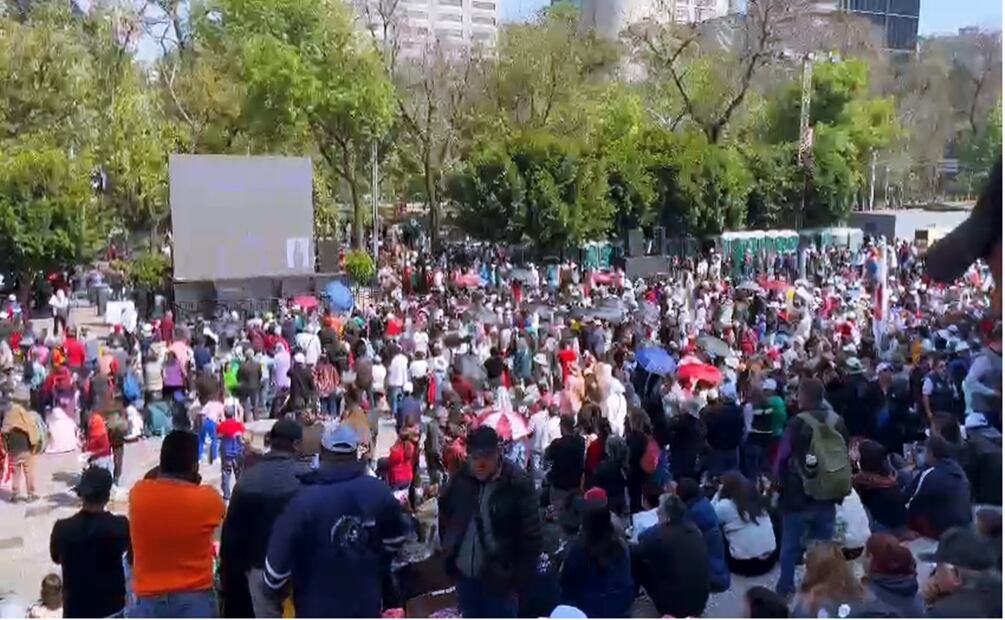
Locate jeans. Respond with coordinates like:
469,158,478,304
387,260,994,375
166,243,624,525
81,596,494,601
198,418,219,464
703,447,739,477
775,501,837,596
220,455,242,501
387,386,403,418
127,589,217,618
456,575,517,618
320,394,340,418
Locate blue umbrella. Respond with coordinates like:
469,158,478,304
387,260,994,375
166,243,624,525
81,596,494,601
323,280,354,313
636,346,677,377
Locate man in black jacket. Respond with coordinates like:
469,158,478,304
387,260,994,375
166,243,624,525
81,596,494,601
632,494,710,618
439,426,542,618
219,420,307,618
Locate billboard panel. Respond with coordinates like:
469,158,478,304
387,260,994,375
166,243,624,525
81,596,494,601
169,154,315,282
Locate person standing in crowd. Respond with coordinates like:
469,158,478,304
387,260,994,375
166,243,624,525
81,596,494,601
545,416,586,517
263,425,408,617
773,378,851,597
632,494,710,618
128,431,225,618
49,288,69,336
219,420,306,618
216,405,245,502
439,427,542,618
49,466,130,619
2,397,42,502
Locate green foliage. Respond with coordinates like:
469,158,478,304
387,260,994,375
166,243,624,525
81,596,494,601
448,132,614,250
118,252,171,290
644,129,752,236
958,101,1002,193
344,250,375,284
741,143,800,229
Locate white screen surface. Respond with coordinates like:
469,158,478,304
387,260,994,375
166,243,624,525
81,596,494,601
169,154,315,281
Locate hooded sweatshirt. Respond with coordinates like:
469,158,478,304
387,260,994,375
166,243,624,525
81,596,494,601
905,457,972,538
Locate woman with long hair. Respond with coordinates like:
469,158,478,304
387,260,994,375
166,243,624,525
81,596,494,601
559,499,634,618
712,471,778,576
626,408,655,513
792,543,866,618
584,416,611,478
592,435,630,517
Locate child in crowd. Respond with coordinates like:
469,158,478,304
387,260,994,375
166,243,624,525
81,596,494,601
216,404,245,501
27,574,63,619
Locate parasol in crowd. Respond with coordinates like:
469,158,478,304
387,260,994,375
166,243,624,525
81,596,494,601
454,273,482,288
291,294,320,311
509,268,534,283
736,281,764,294
677,362,723,386
323,280,354,314
636,346,677,376
454,354,486,388
477,408,530,441
633,301,660,325
696,335,732,359
463,306,498,326
761,279,790,293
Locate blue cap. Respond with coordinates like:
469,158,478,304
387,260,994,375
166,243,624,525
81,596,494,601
321,423,359,454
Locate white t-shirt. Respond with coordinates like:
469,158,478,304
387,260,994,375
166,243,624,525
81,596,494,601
408,359,429,380
712,497,777,560
371,363,387,392
387,354,408,388
530,412,562,454
413,331,430,355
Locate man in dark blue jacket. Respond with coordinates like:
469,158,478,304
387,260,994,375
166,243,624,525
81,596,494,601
676,478,730,593
220,419,307,618
264,424,408,617
905,435,972,539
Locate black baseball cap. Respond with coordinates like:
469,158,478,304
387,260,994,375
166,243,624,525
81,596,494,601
467,426,500,456
919,526,996,571
926,159,1002,283
74,466,113,502
269,418,303,444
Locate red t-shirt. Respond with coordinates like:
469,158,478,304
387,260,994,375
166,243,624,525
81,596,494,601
63,337,86,368
388,440,416,486
216,419,245,439
557,348,577,383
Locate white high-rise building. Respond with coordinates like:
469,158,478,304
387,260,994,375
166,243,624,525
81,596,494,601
359,0,500,56
568,0,733,39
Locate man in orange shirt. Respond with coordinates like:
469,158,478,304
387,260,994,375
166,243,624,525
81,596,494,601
128,431,225,618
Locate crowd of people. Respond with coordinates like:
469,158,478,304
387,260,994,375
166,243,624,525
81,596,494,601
0,164,1002,619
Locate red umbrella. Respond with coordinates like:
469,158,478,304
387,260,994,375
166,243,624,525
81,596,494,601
677,362,723,386
291,294,320,310
454,272,482,288
592,272,613,285
760,279,791,293
476,408,530,441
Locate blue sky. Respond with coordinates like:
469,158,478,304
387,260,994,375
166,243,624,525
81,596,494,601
504,0,1004,33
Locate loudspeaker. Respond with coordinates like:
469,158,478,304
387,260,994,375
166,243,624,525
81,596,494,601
627,229,645,257
653,226,666,255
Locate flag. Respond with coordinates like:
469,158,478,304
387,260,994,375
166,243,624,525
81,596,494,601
873,244,889,347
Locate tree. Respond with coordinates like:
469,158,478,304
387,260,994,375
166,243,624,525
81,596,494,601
448,131,614,250
958,101,1002,193
205,0,396,248
0,5,107,285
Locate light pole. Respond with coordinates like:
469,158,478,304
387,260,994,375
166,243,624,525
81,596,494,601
371,140,379,261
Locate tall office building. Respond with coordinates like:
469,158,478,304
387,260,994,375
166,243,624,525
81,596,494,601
561,0,733,40
358,0,500,56
821,0,920,51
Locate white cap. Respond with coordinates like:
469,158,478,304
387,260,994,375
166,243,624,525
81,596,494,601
293,352,306,364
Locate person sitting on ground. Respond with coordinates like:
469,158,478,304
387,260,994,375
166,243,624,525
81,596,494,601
791,542,866,618
676,478,730,593
632,494,711,619
858,533,924,618
744,586,789,619
49,466,130,619
852,439,909,536
920,526,1002,618
26,574,63,619
558,497,634,618
712,471,778,577
905,435,972,538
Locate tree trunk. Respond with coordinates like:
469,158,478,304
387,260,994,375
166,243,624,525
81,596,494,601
349,179,364,250
424,163,440,253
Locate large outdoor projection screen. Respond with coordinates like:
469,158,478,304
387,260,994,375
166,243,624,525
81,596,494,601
169,154,315,282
